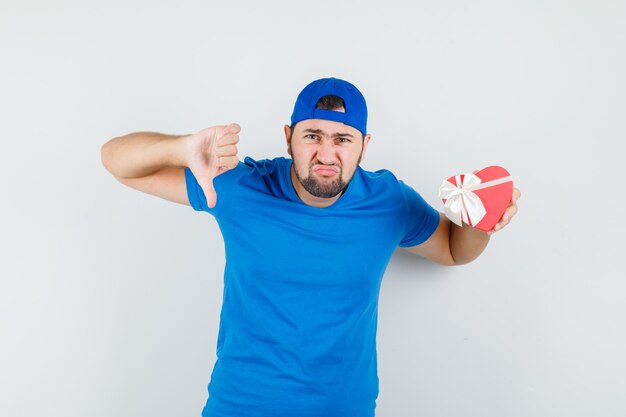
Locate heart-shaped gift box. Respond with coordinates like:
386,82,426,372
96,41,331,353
439,166,514,232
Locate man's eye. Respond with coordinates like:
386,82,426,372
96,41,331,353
338,138,351,143
305,134,318,140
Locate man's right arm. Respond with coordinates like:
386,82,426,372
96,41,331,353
101,132,190,205
100,124,241,208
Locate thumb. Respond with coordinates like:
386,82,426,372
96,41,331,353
198,176,218,209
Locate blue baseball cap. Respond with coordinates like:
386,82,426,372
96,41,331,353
290,77,368,136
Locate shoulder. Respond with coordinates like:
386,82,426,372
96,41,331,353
356,166,408,197
203,156,288,187
241,156,288,175
355,166,434,214
221,156,292,200
357,167,397,186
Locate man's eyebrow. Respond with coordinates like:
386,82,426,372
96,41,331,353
302,128,354,138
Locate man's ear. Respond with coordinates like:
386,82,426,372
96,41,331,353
360,133,372,162
284,124,292,156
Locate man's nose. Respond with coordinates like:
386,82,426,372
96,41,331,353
316,139,336,165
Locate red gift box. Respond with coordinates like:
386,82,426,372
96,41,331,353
438,166,514,232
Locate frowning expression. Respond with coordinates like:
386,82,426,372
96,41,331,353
285,118,371,204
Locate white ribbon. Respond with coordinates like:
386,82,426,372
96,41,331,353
438,173,513,227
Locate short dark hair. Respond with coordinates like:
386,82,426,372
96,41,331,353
315,95,346,111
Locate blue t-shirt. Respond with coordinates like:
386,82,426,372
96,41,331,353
185,157,440,417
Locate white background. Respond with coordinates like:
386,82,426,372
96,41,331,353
1,1,624,416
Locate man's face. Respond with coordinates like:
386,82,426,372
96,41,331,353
284,117,371,200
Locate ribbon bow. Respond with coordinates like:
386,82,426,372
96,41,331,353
438,173,513,227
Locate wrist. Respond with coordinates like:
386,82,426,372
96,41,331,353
168,134,192,168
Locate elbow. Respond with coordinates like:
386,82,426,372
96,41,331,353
101,141,112,172
448,248,484,266
450,257,473,267
437,254,459,267
101,142,127,184
101,139,121,176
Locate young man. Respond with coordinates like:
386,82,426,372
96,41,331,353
101,77,520,417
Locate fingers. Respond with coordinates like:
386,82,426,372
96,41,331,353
492,206,515,232
216,123,240,157
215,124,240,169
215,143,239,169
217,155,239,171
218,129,240,146
215,144,238,157
490,188,521,235
219,135,239,146
512,187,521,204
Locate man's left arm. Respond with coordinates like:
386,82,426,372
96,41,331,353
404,188,521,266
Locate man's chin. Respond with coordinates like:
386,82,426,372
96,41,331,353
313,190,343,199
303,179,345,199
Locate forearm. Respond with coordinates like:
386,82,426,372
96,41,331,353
449,222,490,265
101,132,188,179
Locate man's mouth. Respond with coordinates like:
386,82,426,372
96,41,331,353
313,165,339,176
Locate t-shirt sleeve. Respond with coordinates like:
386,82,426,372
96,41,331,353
184,164,246,214
398,180,441,247
184,167,210,212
